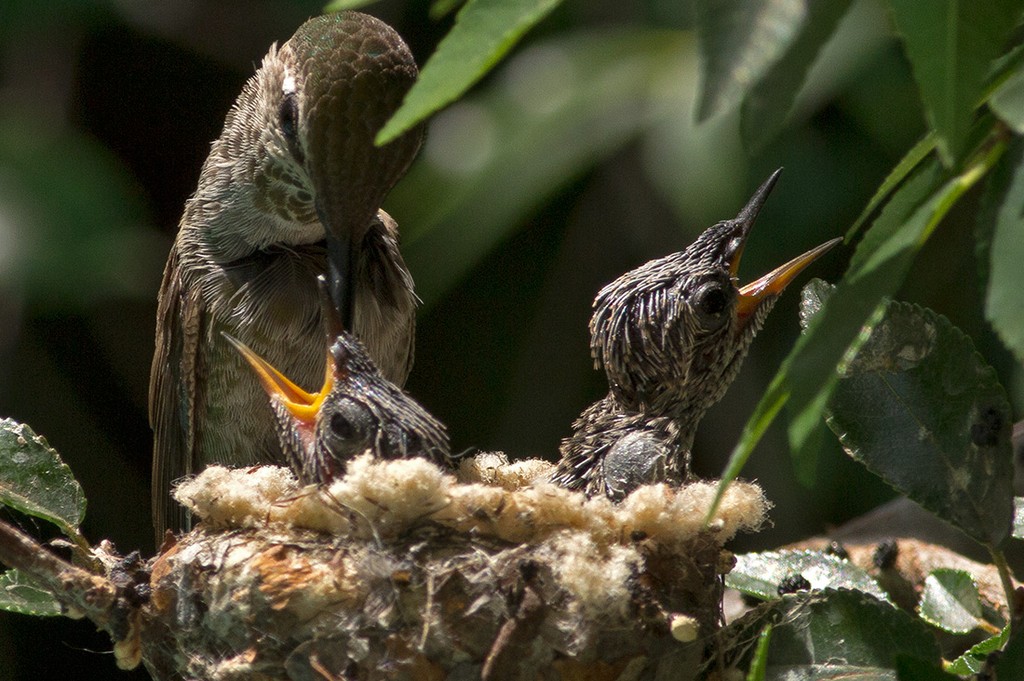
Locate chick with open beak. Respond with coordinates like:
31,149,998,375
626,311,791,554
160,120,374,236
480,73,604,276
553,169,840,499
224,286,453,485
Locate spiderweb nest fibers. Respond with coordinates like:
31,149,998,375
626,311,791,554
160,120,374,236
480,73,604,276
142,453,768,680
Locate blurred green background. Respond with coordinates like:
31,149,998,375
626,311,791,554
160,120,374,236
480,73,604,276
0,0,1018,678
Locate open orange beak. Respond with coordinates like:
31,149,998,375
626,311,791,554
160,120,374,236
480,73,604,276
735,237,842,323
222,333,333,427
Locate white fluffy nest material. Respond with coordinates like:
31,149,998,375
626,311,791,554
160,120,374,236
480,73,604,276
154,454,769,679
175,452,768,548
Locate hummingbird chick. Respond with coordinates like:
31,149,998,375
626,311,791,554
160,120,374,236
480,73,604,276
553,170,840,499
225,326,453,486
150,12,424,537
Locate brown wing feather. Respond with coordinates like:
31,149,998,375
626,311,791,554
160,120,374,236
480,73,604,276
149,248,204,541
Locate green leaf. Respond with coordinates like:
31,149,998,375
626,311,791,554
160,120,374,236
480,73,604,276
323,0,378,10
727,550,889,602
429,0,467,20
710,142,1004,518
0,569,61,617
997,622,1024,677
711,160,940,512
1014,497,1024,540
973,139,1021,296
746,624,772,681
984,142,1024,363
694,0,809,121
392,30,688,306
0,419,85,538
739,0,853,150
376,0,564,144
724,589,940,677
990,66,1024,134
886,0,1021,165
946,624,1009,674
846,132,937,240
918,569,984,634
814,289,1014,546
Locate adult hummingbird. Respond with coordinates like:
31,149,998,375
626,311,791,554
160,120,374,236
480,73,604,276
224,280,453,485
150,12,424,538
552,170,840,499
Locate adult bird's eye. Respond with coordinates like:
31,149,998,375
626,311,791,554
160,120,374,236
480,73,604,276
279,92,300,144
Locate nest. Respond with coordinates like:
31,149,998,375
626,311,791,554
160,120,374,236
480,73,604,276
140,454,768,680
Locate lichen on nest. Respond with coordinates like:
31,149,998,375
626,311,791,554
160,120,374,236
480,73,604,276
153,454,769,679
174,452,768,548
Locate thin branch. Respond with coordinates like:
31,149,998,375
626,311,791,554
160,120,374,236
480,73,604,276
0,517,118,632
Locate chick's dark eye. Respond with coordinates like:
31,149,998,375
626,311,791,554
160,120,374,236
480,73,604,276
327,398,373,443
696,283,729,317
329,412,356,440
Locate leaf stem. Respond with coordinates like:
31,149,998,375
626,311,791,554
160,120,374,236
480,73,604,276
988,545,1018,634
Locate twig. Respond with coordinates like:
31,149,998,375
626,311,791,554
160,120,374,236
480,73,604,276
0,517,117,632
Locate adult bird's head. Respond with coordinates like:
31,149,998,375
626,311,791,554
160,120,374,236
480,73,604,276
222,285,450,485
590,169,840,415
217,11,423,323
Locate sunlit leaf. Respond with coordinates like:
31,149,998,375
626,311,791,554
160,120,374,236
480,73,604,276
918,569,984,634
377,0,564,144
695,0,808,121
886,0,1021,165
809,285,1014,546
0,419,85,539
323,0,378,10
990,67,1024,134
846,132,937,240
946,625,1009,675
973,139,1020,294
0,569,61,617
723,589,940,676
429,0,467,20
746,624,772,681
727,550,888,602
391,30,689,306
739,0,853,150
984,143,1024,363
997,623,1024,677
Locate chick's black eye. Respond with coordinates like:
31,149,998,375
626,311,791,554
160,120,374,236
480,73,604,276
327,398,373,443
695,283,729,317
329,411,356,440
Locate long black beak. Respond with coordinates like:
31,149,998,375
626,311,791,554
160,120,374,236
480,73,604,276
722,169,841,322
319,204,356,330
726,168,783,278
316,274,345,340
